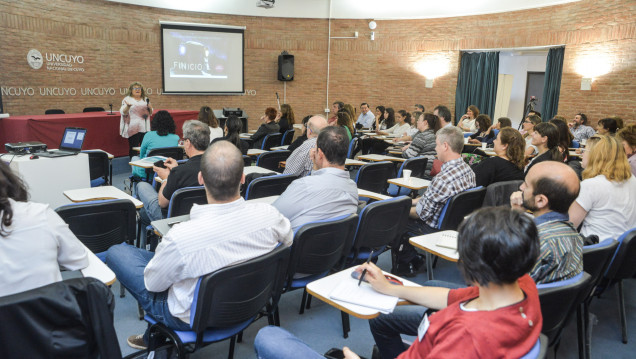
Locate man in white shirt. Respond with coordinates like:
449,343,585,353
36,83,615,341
356,102,375,129
283,115,328,177
106,141,293,350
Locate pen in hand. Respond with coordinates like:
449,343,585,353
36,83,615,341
358,250,375,286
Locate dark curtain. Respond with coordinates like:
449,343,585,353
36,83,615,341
454,52,499,124
541,47,565,121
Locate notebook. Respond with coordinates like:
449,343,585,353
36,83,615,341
38,127,87,157
329,278,399,314
435,231,459,250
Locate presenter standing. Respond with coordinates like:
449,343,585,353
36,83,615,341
120,81,153,158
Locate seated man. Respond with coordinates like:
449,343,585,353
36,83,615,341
106,141,293,350
136,120,210,226
254,207,543,359
274,126,358,232
283,115,328,177
511,161,583,284
395,126,476,275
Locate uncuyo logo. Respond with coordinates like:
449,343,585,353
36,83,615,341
27,49,43,69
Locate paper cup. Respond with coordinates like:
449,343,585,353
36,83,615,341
481,143,487,150
403,169,412,181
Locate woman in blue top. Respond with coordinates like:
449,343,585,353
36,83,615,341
131,110,179,178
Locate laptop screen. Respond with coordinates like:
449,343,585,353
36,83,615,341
60,127,87,151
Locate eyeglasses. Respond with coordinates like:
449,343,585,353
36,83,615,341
132,87,142,90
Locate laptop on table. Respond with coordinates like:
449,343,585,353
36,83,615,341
38,127,87,158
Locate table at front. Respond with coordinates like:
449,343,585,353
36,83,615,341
0,110,198,157
409,231,459,280
5,153,90,209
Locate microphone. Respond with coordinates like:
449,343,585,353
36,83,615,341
109,103,113,113
146,98,151,113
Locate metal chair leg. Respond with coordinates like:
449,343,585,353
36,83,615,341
306,294,312,309
341,311,350,339
618,280,628,343
577,305,585,359
138,303,144,320
120,281,126,298
299,288,308,314
228,335,236,359
237,330,243,343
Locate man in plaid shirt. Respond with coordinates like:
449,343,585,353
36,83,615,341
394,126,476,276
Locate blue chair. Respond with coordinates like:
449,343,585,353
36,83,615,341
82,150,110,187
244,174,297,200
571,140,581,148
281,129,295,146
145,245,291,359
256,150,291,172
437,186,486,230
261,133,282,150
493,128,500,138
281,214,358,337
140,146,186,183
520,334,548,359
463,132,472,138
166,186,208,218
346,137,360,159
386,157,428,196
355,161,394,197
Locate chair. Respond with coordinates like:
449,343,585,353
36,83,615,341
83,106,105,112
437,186,486,230
281,129,295,146
482,180,523,207
577,238,620,359
243,155,253,167
56,199,137,297
146,245,291,359
82,150,110,187
256,150,291,172
493,128,500,138
355,161,394,195
281,214,358,338
346,137,360,159
592,227,636,344
244,174,297,200
387,157,428,196
44,108,64,114
166,186,208,218
0,277,121,359
571,140,581,148
261,133,282,150
536,272,592,356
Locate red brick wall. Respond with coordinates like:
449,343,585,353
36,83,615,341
1,0,633,129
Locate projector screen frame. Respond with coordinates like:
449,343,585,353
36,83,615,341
160,21,246,96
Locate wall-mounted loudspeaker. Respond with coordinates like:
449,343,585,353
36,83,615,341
278,51,294,81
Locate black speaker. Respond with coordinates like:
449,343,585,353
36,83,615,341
278,51,294,81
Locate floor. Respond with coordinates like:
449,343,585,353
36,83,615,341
108,157,635,359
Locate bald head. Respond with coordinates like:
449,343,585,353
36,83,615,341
200,141,244,201
307,115,328,138
526,161,580,213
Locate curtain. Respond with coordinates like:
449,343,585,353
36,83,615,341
541,47,565,121
454,52,499,125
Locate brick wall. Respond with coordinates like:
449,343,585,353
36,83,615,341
0,0,633,129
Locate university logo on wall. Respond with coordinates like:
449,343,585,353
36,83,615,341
27,49,43,69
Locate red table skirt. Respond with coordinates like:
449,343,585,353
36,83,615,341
0,110,198,157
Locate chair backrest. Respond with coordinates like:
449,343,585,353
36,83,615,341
537,272,591,346
261,133,282,150
582,238,619,296
604,227,636,281
83,107,105,112
167,186,208,218
349,196,411,260
402,156,429,179
482,180,523,207
245,174,297,200
493,129,500,138
437,186,486,230
285,214,358,287
82,150,109,185
256,150,291,172
55,199,136,254
571,140,580,149
148,146,185,160
243,155,253,167
0,277,121,359
355,161,394,194
191,245,291,334
281,130,295,146
45,108,65,115
347,137,360,159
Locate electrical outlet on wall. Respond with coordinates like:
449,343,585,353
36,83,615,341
325,108,330,113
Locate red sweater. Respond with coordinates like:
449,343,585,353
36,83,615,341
397,275,542,359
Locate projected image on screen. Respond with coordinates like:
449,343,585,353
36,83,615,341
161,23,244,94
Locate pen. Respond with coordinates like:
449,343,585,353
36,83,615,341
358,250,374,286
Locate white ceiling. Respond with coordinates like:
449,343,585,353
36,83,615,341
106,0,581,20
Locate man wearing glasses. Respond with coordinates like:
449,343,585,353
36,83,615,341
356,103,375,129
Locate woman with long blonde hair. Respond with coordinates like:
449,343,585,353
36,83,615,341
569,135,636,240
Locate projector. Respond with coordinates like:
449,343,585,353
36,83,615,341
256,0,274,9
223,108,243,117
5,141,48,155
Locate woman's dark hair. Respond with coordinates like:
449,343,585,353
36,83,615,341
497,117,512,128
457,207,539,286
224,115,243,149
375,106,386,119
475,114,491,133
598,118,618,134
0,161,28,237
265,107,277,121
384,108,396,129
397,109,412,125
498,128,525,170
333,101,344,111
280,104,295,125
151,110,176,136
577,113,588,124
300,115,311,135
534,122,563,162
549,118,574,151
421,112,441,133
197,106,218,128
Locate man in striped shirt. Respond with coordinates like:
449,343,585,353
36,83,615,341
106,141,293,350
510,161,583,284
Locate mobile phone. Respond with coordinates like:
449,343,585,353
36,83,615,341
154,160,166,168
324,348,345,359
